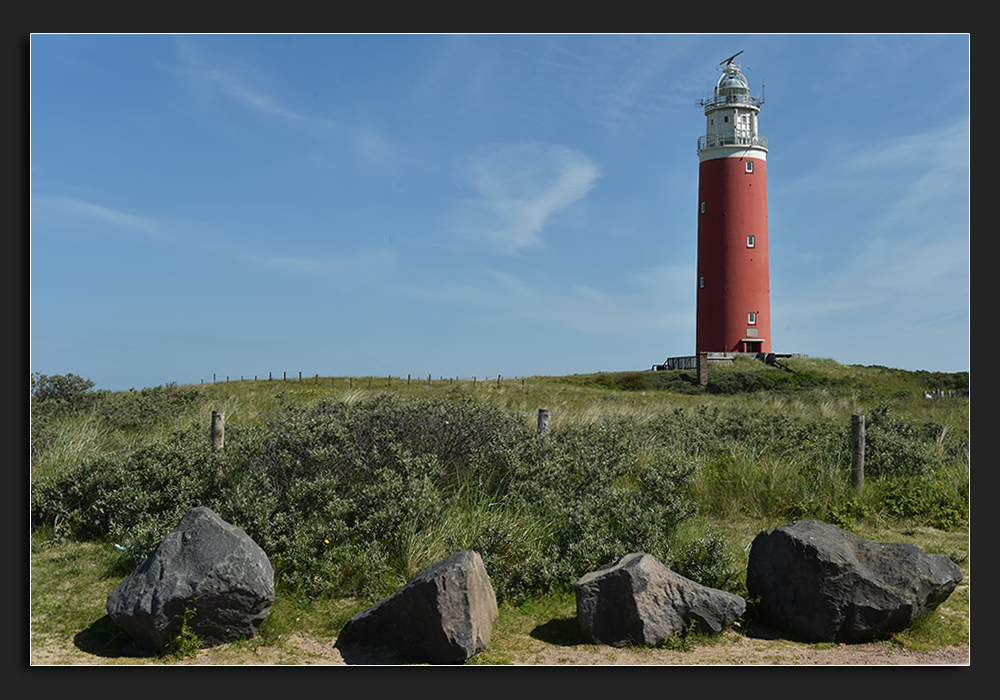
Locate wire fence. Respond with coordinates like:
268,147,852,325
201,372,528,390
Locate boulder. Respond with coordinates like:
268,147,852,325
746,519,963,643
106,506,275,653
575,552,746,646
335,549,498,664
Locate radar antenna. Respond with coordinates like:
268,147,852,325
720,50,744,66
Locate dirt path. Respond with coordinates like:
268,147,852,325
30,627,969,666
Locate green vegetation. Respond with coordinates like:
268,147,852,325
29,359,970,663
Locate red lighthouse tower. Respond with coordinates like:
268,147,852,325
696,52,771,355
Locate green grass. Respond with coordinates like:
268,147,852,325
30,518,968,664
29,359,969,663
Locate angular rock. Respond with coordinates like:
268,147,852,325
335,549,498,664
106,506,275,653
746,519,963,643
575,552,746,647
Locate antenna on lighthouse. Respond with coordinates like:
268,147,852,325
721,50,744,66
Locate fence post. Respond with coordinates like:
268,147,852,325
851,414,865,494
537,409,551,435
211,411,225,450
428,373,432,387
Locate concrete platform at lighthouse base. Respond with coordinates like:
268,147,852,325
652,352,809,371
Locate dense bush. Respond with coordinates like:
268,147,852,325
863,402,955,479
94,383,201,432
30,370,969,606
30,373,106,415
30,396,699,602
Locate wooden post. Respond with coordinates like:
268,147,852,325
537,409,551,435
428,373,431,387
851,414,865,494
497,374,501,388
211,411,225,450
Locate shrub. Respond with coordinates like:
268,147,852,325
615,372,649,391
30,373,105,414
94,383,201,432
863,403,947,479
667,531,742,593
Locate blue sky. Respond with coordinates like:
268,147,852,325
30,34,970,392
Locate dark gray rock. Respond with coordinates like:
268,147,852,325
575,552,746,647
106,506,275,653
335,550,498,664
746,519,963,643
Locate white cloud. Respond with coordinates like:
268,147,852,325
242,246,397,277
30,196,173,243
394,263,691,340
172,38,396,171
449,142,600,255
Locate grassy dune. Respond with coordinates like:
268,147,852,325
29,357,970,663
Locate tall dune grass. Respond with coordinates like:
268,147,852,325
30,360,968,603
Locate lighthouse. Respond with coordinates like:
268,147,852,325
695,52,771,355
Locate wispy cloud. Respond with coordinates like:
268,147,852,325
774,117,968,359
394,263,690,339
241,246,397,277
31,195,174,243
31,194,396,281
449,142,600,255
171,38,396,171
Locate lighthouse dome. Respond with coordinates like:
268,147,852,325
716,71,749,93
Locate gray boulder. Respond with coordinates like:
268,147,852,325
106,506,275,653
575,552,746,647
746,519,963,643
335,549,498,664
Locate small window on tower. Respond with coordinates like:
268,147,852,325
748,312,757,324
700,202,706,214
745,161,753,173
747,235,755,248
699,276,705,288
